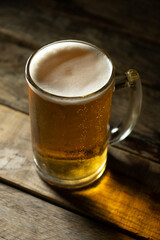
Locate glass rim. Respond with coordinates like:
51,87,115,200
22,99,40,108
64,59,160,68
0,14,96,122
25,40,115,102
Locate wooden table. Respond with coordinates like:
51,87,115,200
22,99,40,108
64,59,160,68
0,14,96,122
0,0,160,239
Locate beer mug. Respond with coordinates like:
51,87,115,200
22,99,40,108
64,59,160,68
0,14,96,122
25,40,142,188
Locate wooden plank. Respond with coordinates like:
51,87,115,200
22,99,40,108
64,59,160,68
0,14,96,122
0,40,31,113
0,183,134,240
0,105,160,240
36,0,160,44
0,40,159,162
0,0,159,88
2,0,160,45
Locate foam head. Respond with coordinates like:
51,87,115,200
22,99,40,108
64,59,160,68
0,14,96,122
29,41,113,97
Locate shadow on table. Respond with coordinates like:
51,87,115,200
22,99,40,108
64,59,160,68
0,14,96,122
107,150,160,199
44,151,160,239
53,150,160,198
53,152,158,201
50,152,160,239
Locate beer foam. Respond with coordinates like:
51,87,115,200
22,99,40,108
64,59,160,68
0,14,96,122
29,41,113,97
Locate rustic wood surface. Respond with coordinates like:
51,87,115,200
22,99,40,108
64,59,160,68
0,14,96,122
0,104,160,240
33,0,160,44
0,0,160,239
0,183,136,240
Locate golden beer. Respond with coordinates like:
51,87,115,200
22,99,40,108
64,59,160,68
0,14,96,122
28,83,113,186
26,40,114,187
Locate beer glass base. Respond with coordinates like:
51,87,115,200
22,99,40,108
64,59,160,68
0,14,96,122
34,160,106,189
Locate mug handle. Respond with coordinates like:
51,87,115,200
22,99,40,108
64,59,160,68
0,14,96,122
109,69,142,145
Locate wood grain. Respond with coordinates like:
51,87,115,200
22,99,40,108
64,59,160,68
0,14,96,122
2,0,160,45
0,183,135,240
40,0,160,44
0,104,160,240
0,40,159,163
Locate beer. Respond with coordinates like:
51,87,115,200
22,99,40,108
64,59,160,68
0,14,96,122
26,41,114,187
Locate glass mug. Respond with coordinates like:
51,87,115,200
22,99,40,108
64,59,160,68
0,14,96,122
25,40,142,188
